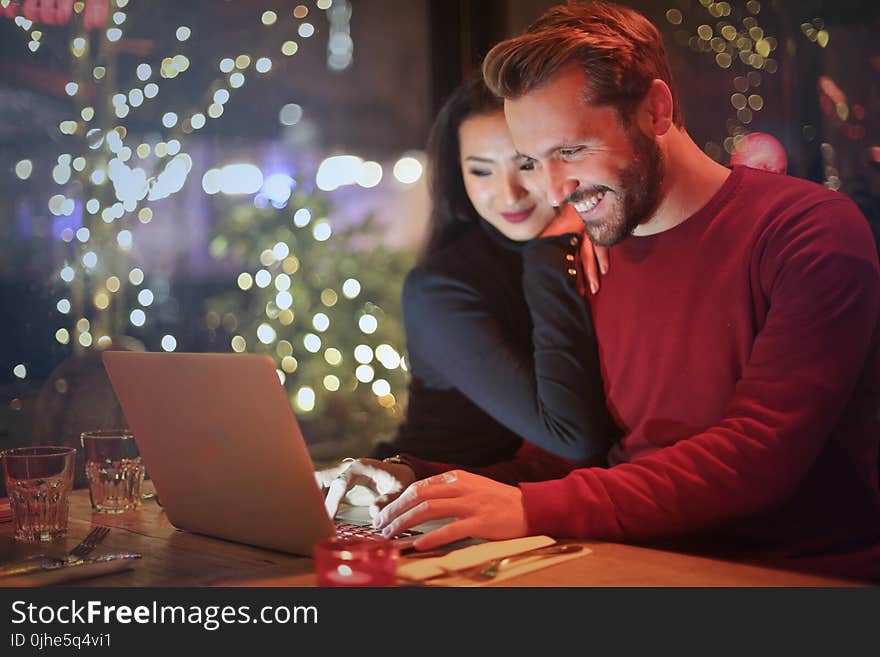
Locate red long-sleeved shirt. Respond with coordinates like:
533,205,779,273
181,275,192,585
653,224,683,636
406,167,880,581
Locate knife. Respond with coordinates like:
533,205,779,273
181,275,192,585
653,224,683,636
0,552,142,578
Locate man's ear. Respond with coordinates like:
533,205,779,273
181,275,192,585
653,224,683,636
638,79,674,136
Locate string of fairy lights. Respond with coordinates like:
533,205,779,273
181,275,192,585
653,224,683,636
6,0,410,418
666,0,854,194
666,0,779,161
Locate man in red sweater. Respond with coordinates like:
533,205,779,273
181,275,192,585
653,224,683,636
323,2,880,581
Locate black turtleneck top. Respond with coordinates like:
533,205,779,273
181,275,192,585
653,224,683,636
373,220,619,465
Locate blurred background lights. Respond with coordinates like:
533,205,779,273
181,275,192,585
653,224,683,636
117,230,133,249
94,292,110,310
262,173,294,206
298,23,315,38
355,364,374,383
296,386,315,412
82,251,98,268
162,112,178,128
371,379,391,397
237,273,253,290
55,328,70,344
281,41,298,56
323,375,340,392
60,266,75,283
357,161,383,188
65,82,78,96
275,291,293,309
262,10,277,25
312,313,330,331
324,348,342,366
218,163,262,195
303,333,321,352
137,289,154,306
376,344,401,369
393,156,423,184
358,314,378,334
130,309,146,327
313,222,331,241
293,208,311,227
354,344,373,364
57,299,71,314
213,88,230,105
144,83,158,98
15,160,32,179
255,269,271,288
129,268,144,285
256,57,272,73
257,323,276,344
342,278,361,298
316,155,363,191
219,57,234,73
13,364,27,379
136,63,152,80
161,335,177,351
231,335,247,352
278,103,303,125
176,26,191,41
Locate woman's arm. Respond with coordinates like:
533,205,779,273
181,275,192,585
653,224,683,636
402,233,618,461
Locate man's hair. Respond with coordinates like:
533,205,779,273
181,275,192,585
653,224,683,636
483,1,684,127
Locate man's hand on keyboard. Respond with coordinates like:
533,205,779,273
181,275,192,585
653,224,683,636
315,458,416,520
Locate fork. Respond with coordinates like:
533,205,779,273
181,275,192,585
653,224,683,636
0,526,111,574
66,526,111,561
470,543,584,580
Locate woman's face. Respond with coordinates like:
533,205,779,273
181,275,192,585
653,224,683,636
458,111,556,241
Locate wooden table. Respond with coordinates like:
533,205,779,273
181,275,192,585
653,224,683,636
0,488,864,587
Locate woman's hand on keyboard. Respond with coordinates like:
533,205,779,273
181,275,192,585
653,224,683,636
315,458,416,520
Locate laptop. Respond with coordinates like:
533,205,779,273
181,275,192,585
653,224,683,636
102,351,428,556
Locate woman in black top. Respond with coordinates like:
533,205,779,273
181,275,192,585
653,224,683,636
317,76,618,513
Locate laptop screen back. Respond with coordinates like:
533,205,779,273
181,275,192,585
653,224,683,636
102,351,335,556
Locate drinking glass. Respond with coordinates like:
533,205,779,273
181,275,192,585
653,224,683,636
1,446,77,542
81,430,145,514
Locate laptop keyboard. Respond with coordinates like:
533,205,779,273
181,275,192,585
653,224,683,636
334,522,422,542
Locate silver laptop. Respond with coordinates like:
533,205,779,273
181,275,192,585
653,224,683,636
102,351,425,556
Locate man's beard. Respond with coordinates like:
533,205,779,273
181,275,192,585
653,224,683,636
581,126,664,247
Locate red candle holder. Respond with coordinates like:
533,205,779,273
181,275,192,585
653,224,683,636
314,536,399,587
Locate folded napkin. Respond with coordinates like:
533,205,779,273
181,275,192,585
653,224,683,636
397,536,590,587
0,498,11,524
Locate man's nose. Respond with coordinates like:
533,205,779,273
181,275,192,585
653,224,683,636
544,162,578,207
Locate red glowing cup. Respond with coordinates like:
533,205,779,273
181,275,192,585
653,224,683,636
314,536,399,587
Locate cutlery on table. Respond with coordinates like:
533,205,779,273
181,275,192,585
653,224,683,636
0,525,111,576
0,552,142,584
401,543,585,584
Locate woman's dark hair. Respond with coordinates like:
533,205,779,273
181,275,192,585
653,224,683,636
421,75,504,259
